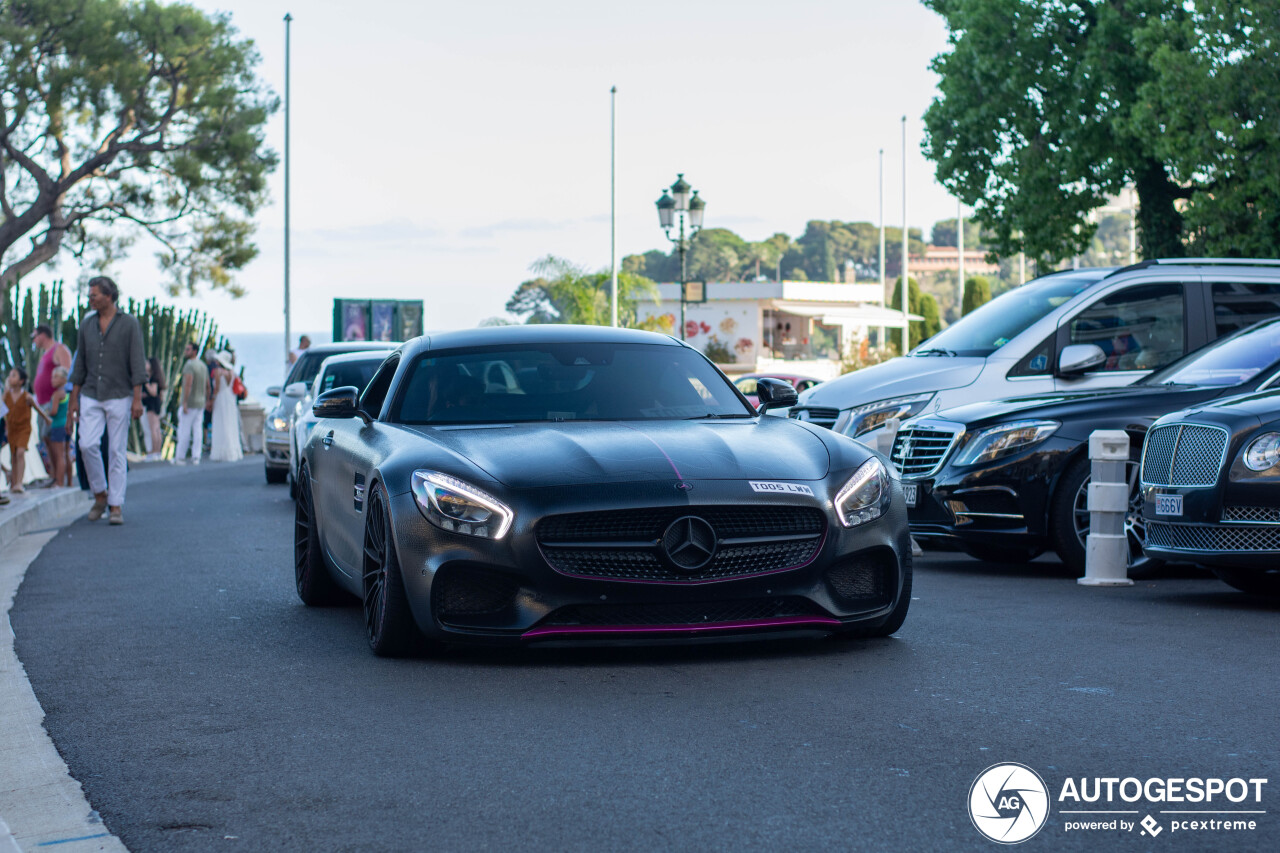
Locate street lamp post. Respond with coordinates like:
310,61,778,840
655,174,705,340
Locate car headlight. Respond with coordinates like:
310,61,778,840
842,393,934,437
1243,432,1280,473
952,420,1059,467
411,470,514,539
270,416,290,432
835,457,891,528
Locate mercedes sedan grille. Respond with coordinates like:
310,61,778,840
890,426,961,477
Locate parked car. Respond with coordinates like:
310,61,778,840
1141,388,1280,595
293,325,912,656
734,373,822,411
789,259,1280,444
891,317,1280,573
288,351,391,498
264,341,398,484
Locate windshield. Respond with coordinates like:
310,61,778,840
316,360,382,396
913,271,1105,357
1142,319,1280,387
393,343,753,424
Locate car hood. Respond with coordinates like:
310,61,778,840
798,356,985,409
932,385,1225,430
1156,388,1280,430
403,418,831,487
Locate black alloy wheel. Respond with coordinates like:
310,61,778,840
1050,456,1163,577
361,484,419,657
294,465,342,605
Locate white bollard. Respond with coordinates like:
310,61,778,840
1078,429,1134,587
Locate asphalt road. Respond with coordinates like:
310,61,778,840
12,460,1280,852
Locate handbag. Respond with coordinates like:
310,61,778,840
232,373,246,399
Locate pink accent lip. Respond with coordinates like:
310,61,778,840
522,615,841,640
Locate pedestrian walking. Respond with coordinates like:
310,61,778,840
5,367,52,493
174,342,208,465
142,356,166,460
67,275,147,525
209,351,243,462
32,323,72,407
288,334,311,366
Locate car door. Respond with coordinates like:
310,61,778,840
1054,279,1198,391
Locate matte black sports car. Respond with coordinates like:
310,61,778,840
892,318,1280,573
293,325,912,655
1141,389,1280,595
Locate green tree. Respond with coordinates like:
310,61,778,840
930,218,985,249
686,228,748,282
0,0,277,295
890,276,942,349
962,276,992,315
923,0,1197,263
505,256,659,328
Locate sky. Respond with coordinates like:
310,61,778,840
42,0,961,336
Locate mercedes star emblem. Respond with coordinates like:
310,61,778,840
661,516,718,572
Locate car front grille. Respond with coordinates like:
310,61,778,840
890,427,961,477
539,597,828,627
1146,522,1280,552
790,406,840,429
1222,506,1280,524
537,506,826,583
1141,424,1228,487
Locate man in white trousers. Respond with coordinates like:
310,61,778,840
67,276,147,525
174,341,208,465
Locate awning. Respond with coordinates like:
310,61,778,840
769,301,923,326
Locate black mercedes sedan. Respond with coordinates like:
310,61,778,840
294,325,912,656
892,318,1280,574
1141,389,1280,595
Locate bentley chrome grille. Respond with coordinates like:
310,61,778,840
1146,521,1280,552
1222,506,1280,524
537,506,826,583
1141,424,1228,487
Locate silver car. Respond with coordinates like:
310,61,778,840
791,258,1280,446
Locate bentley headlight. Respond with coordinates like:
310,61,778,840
270,416,290,432
952,420,1059,467
835,458,890,528
411,470,513,539
1243,432,1280,472
842,393,934,437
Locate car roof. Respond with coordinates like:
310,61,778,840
305,341,398,354
318,350,394,369
399,324,684,358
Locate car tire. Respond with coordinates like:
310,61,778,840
1049,455,1164,577
294,465,344,606
265,466,288,485
960,544,1045,564
1212,567,1280,596
838,551,913,639
362,483,420,657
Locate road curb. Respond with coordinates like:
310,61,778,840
0,488,92,551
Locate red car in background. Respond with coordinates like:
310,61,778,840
734,373,823,410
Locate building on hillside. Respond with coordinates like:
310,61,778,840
909,245,1000,276
636,281,919,379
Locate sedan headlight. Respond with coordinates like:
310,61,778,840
842,393,934,437
1243,432,1280,473
411,470,513,539
835,458,891,528
952,420,1059,467
270,416,290,432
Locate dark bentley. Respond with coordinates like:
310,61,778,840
1141,389,1280,595
294,325,912,656
892,318,1280,573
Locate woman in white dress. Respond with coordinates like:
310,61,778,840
209,351,243,462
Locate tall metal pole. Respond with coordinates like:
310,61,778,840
609,86,617,327
1129,186,1137,265
678,213,687,340
957,198,965,312
878,148,885,293
283,13,292,363
901,116,909,355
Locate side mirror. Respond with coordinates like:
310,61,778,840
266,385,281,398
313,386,369,423
1058,343,1107,377
755,377,799,415
285,381,308,397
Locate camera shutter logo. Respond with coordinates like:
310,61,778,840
968,763,1050,844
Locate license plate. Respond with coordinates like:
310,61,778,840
903,483,919,508
1155,494,1183,516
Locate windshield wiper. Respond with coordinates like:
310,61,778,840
913,347,958,357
